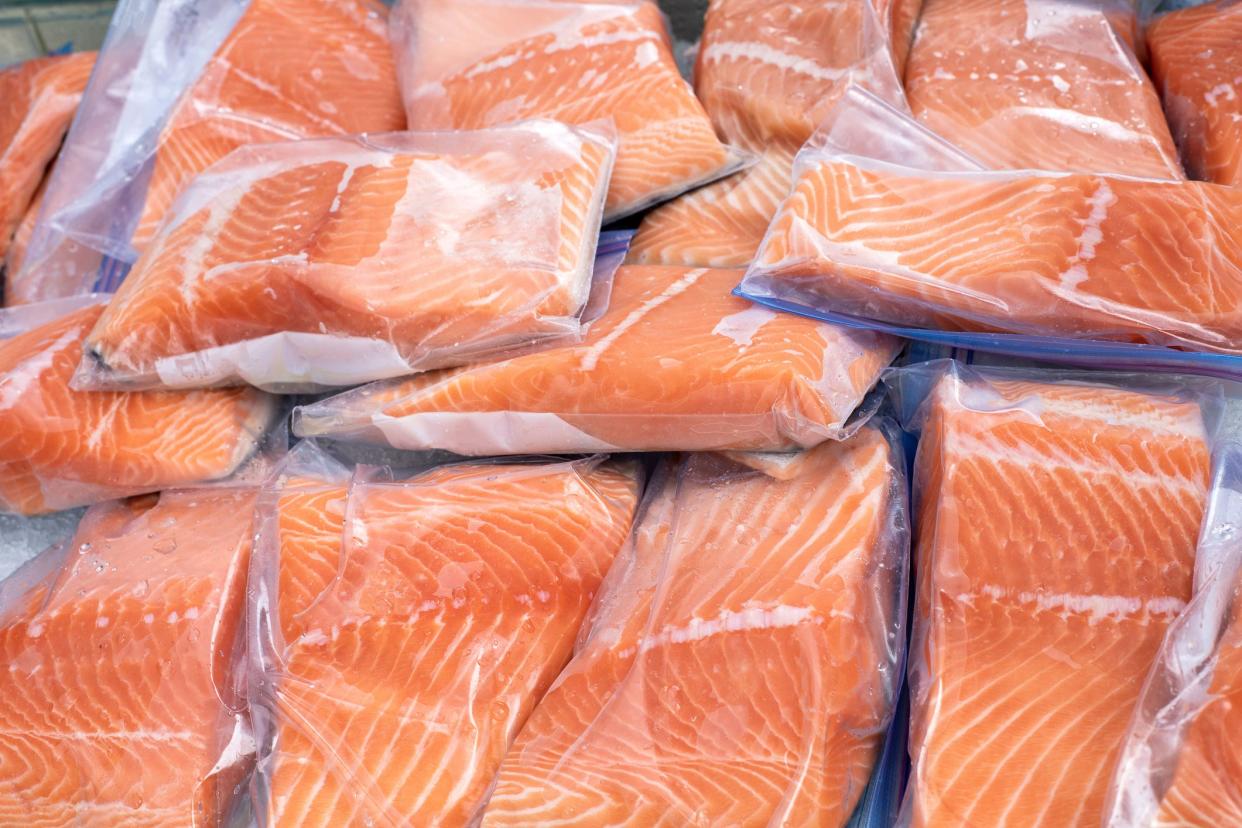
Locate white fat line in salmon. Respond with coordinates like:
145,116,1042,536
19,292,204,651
699,40,857,82
975,584,1186,625
578,268,708,371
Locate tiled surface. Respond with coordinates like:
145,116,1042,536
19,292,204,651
0,1,113,65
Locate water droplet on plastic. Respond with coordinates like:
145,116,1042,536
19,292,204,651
153,538,177,554
93,561,106,574
77,542,92,555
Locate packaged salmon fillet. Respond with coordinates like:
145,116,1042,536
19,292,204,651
628,0,915,268
71,123,619,392
0,296,277,515
889,360,1219,828
3,177,46,292
479,426,908,826
1147,1,1242,187
293,264,900,453
390,0,748,221
0,486,258,824
11,0,405,306
247,442,640,826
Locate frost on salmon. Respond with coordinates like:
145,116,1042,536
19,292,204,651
294,264,899,454
905,0,1183,178
479,429,908,827
0,488,257,825
76,123,616,392
391,0,741,220
896,362,1210,828
1147,1,1242,187
0,299,276,515
248,451,640,826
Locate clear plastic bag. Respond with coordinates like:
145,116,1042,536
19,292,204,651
293,263,900,454
246,441,641,826
390,0,750,221
71,122,619,393
479,424,908,826
0,296,278,514
0,486,259,824
888,359,1223,827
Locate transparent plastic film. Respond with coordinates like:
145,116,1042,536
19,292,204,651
478,424,909,826
247,442,640,827
70,122,618,393
292,263,901,454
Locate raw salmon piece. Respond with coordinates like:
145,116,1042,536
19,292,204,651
392,0,737,220
3,176,44,298
0,302,275,515
480,429,906,826
82,123,615,391
294,264,900,453
905,0,1182,177
0,52,94,262
130,0,405,251
0,487,257,824
1148,2,1242,187
252,458,640,826
903,365,1209,827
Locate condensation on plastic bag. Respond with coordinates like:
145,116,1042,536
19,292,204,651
479,425,908,826
292,263,901,454
0,297,278,515
0,486,258,824
887,359,1222,827
71,122,618,393
389,0,752,221
246,441,640,826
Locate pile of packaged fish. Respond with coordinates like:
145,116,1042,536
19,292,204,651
0,0,1239,825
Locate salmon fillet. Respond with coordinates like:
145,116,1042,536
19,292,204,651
1147,1,1242,186
3,176,45,298
0,488,257,825
0,302,274,514
253,459,640,826
130,0,405,251
81,123,614,391
905,0,1182,177
904,366,1209,827
480,429,905,826
0,52,94,262
293,264,900,453
392,0,737,220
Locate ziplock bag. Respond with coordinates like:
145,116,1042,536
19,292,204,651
11,0,404,306
1146,1,1242,186
888,359,1221,827
247,442,640,826
0,296,277,515
0,486,258,824
294,263,900,454
628,0,916,268
1105,438,1242,827
390,0,749,221
480,426,908,826
73,122,618,393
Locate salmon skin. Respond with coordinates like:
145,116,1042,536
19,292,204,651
891,361,1211,828
1147,1,1242,186
76,123,616,393
391,0,744,221
0,298,276,515
248,445,640,826
293,264,900,454
479,428,908,827
628,0,915,268
905,0,1182,178
0,487,258,825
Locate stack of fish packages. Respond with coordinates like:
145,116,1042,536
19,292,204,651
0,0,1238,825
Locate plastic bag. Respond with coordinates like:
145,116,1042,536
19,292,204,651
293,263,900,454
888,359,1222,827
0,486,258,824
11,0,404,306
1147,1,1242,187
479,425,908,826
390,0,750,221
0,296,278,514
71,122,619,393
247,441,641,826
